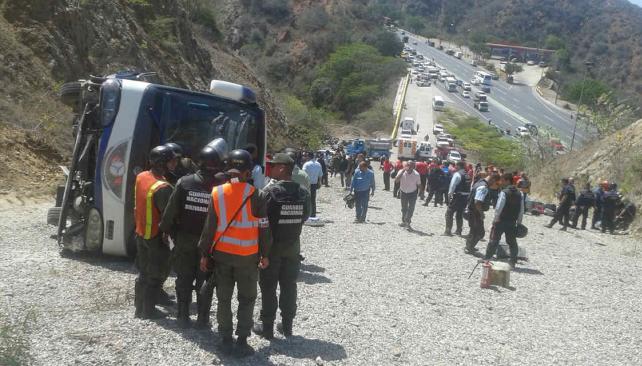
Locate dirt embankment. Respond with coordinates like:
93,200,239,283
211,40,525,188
0,125,64,205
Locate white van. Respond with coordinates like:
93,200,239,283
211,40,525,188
397,137,417,160
417,141,432,159
400,117,416,135
432,96,445,111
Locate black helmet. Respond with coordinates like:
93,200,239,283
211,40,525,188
227,149,253,173
516,223,528,238
149,145,177,167
164,142,183,158
198,146,224,173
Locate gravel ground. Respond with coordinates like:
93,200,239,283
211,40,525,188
1,175,641,365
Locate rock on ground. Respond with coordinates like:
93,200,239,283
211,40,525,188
1,173,641,365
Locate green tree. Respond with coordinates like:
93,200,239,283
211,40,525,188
310,43,406,117
405,16,425,33
544,35,565,50
564,79,610,107
364,30,404,57
504,63,523,76
553,48,571,71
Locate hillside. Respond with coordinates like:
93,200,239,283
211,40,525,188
386,0,642,107
0,0,288,154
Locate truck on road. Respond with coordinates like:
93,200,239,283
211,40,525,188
346,139,366,156
366,139,392,159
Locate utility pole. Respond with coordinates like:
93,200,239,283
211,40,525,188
570,61,593,152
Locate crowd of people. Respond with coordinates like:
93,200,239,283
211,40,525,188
131,140,636,359
134,141,312,358
544,178,636,234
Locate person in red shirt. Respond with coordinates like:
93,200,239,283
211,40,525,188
381,156,393,191
415,160,429,199
512,171,520,186
393,160,403,198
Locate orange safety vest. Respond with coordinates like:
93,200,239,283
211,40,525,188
134,170,170,239
211,182,259,256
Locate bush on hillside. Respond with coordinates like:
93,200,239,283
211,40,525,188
439,110,524,170
309,43,406,118
563,79,610,108
298,5,330,32
363,30,404,57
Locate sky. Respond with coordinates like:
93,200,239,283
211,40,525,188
629,0,642,7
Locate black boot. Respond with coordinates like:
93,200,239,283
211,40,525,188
252,321,274,339
176,291,191,329
234,336,255,357
158,287,175,306
142,284,167,320
134,279,144,319
277,318,293,337
195,292,213,330
218,336,234,355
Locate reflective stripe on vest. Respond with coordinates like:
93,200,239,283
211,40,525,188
134,171,169,240
211,182,259,256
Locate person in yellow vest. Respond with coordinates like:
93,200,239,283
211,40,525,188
133,145,178,319
198,149,272,357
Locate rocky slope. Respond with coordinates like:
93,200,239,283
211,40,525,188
0,0,287,154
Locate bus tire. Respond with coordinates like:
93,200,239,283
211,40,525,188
60,82,83,108
47,207,62,226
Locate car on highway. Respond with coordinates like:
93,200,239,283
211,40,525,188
481,85,491,93
433,123,444,135
462,83,471,91
527,60,535,66
437,137,454,147
473,92,487,101
490,73,499,80
412,41,418,45
462,90,470,98
470,60,477,67
516,126,530,137
470,78,480,85
539,61,547,67
446,150,463,163
417,80,431,87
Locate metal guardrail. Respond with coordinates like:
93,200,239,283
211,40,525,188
390,73,411,139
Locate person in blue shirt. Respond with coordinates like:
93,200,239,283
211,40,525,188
350,161,375,223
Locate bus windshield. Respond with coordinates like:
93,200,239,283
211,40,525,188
153,88,264,161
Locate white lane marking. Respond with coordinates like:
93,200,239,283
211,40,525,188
543,115,555,122
527,105,536,112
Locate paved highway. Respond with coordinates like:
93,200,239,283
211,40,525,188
403,33,586,146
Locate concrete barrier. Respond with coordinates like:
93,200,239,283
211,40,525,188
390,74,411,139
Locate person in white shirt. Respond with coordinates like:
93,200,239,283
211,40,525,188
302,152,323,217
394,160,421,229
